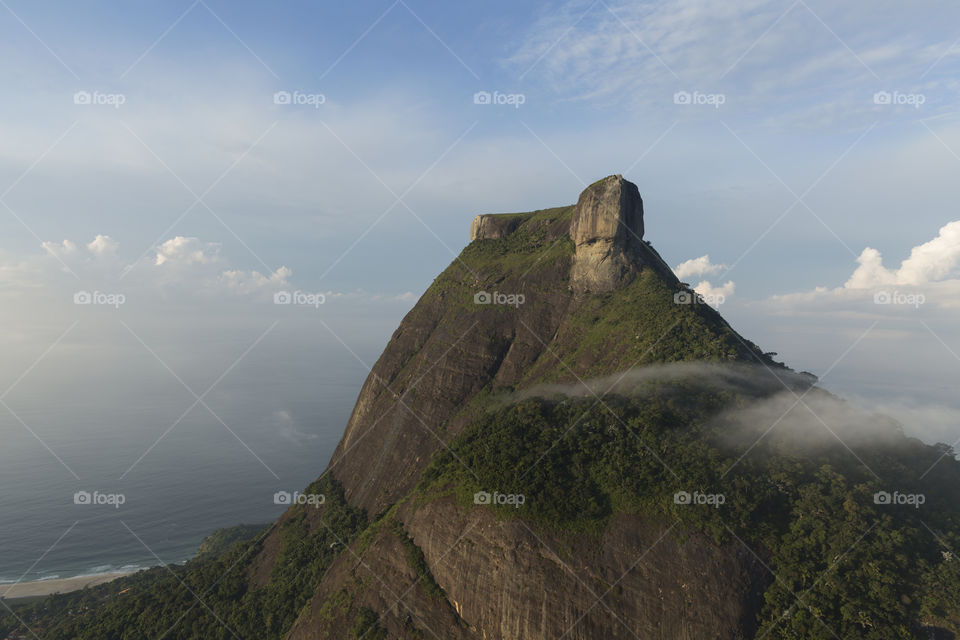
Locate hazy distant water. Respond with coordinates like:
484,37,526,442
0,349,369,584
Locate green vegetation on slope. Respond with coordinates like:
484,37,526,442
420,386,960,639
0,475,367,640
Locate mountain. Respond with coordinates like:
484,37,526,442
5,175,960,640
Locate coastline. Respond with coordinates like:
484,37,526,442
0,571,135,601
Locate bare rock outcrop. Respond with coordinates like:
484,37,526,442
469,214,523,240
569,174,646,293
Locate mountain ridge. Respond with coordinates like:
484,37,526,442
6,175,960,640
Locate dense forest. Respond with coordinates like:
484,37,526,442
4,369,960,639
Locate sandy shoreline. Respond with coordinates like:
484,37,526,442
0,572,135,601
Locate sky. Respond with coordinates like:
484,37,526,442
2,0,960,475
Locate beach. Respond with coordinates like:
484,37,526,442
0,572,134,601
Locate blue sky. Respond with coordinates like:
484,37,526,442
3,0,960,456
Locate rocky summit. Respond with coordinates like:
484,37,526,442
11,176,960,640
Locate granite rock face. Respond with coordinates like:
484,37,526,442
469,213,523,241
285,497,767,640
569,174,646,293
248,175,777,640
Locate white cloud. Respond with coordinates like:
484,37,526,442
674,254,726,279
674,255,733,301
41,239,77,257
693,279,735,300
845,220,960,288
765,219,960,312
87,234,118,257
155,236,221,267
219,266,292,294
509,0,960,127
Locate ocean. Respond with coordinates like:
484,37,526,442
0,350,368,585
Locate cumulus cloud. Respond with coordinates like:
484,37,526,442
674,255,726,280
767,219,960,310
41,239,78,257
674,255,734,301
155,236,221,266
693,279,735,300
219,266,292,294
87,235,118,257
845,221,960,288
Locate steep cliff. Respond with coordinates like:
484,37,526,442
269,175,785,639
321,175,765,519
